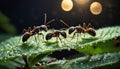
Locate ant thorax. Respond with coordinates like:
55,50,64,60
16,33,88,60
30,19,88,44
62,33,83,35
32,26,40,34
75,26,85,33
55,30,61,33
52,30,61,37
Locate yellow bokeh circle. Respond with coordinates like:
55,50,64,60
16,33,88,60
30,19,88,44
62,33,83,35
90,2,102,15
61,0,73,12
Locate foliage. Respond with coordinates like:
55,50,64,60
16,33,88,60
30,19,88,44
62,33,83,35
0,26,120,69
0,12,16,35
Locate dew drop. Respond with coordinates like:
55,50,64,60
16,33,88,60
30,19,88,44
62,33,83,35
42,62,45,65
89,59,92,62
80,63,83,65
62,57,66,60
81,46,84,48
68,48,71,51
74,60,77,63
90,43,93,46
103,40,106,43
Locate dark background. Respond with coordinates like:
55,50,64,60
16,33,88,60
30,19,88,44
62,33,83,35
0,0,120,34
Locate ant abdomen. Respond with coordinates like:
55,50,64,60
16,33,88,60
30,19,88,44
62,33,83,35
86,28,96,36
46,33,53,40
22,32,32,42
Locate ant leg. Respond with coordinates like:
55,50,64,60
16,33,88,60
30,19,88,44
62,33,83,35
33,33,38,45
28,27,32,32
87,23,92,28
34,35,37,43
77,34,78,42
56,37,58,42
72,32,76,39
22,29,27,34
18,35,22,44
58,37,63,45
76,33,79,44
38,32,44,40
83,32,85,38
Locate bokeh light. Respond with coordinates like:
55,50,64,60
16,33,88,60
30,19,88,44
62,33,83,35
61,0,73,12
90,2,102,15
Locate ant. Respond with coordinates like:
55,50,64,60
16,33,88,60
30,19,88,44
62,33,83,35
82,22,96,36
22,13,55,42
59,20,96,37
45,19,70,42
45,30,67,42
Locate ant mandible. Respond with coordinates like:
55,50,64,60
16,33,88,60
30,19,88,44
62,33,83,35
22,13,55,42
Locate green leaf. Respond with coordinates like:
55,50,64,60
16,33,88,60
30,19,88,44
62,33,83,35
0,26,120,68
44,52,120,69
0,57,24,69
29,50,52,67
0,34,12,42
63,52,120,69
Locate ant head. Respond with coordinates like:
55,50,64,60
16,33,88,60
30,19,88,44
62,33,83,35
40,25,48,32
68,26,75,34
60,31,67,38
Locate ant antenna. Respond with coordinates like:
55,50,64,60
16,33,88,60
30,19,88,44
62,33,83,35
59,19,70,28
46,19,55,25
44,13,47,25
43,13,55,26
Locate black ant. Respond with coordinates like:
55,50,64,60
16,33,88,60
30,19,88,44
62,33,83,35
45,30,67,42
22,27,33,42
45,19,70,42
22,13,55,42
60,20,96,37
82,22,96,36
